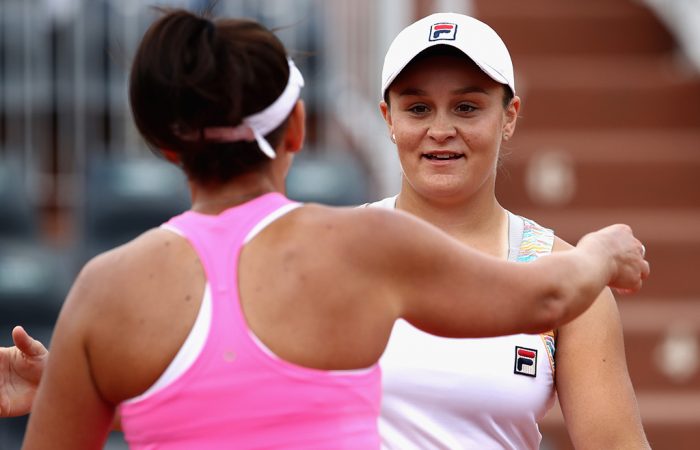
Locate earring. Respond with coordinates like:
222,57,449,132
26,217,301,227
502,133,509,141
391,133,396,143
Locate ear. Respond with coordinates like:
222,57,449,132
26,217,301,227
283,100,306,154
379,100,393,132
380,100,398,144
502,95,521,140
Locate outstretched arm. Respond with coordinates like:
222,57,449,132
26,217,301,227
0,327,48,417
352,207,649,338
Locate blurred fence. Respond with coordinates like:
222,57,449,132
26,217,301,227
0,2,377,447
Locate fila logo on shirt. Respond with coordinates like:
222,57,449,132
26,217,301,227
514,346,537,377
429,22,457,41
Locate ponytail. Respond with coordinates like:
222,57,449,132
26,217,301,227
130,9,293,185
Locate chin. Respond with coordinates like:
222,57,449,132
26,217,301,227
418,183,470,201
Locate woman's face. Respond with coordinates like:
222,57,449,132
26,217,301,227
381,54,519,203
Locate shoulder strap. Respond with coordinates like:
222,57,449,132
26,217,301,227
364,195,398,210
165,193,297,295
515,215,554,263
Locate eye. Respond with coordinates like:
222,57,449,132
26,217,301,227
455,103,477,113
407,104,430,114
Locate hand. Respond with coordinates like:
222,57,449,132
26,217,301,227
578,224,650,295
0,326,48,417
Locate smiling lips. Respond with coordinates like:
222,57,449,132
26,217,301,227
422,152,464,161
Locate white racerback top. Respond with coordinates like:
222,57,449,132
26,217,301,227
368,196,557,450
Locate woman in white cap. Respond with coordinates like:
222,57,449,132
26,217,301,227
372,12,651,450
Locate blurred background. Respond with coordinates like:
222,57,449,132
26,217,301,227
0,0,698,448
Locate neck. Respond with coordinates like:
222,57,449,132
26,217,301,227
396,185,509,259
190,170,282,215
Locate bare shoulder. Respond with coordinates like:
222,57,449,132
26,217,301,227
67,228,194,311
59,227,205,356
265,203,461,300
291,203,444,253
552,235,574,252
59,228,205,402
293,202,423,233
282,203,462,283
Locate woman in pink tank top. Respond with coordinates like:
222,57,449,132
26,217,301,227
17,8,649,450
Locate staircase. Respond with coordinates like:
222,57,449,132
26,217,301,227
474,1,700,449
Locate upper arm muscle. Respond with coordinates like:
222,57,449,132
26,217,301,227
22,257,116,449
553,238,649,449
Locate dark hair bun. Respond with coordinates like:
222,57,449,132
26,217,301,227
129,9,293,185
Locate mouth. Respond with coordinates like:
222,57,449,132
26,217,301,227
422,152,464,161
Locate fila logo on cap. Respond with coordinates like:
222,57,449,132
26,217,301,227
429,22,457,41
514,346,537,377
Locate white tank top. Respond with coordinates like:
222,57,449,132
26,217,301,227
368,196,557,450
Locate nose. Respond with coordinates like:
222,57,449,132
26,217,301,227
427,112,457,143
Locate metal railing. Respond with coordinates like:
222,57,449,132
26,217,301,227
0,0,325,216
640,0,700,72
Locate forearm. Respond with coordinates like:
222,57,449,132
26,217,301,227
522,246,613,331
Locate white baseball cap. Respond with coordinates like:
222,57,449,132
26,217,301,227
381,13,515,99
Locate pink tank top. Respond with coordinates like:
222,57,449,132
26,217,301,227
119,192,381,449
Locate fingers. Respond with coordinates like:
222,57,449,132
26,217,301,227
613,288,632,296
635,239,650,282
11,326,48,358
613,276,644,296
641,260,650,280
613,287,636,296
603,225,650,293
11,326,30,347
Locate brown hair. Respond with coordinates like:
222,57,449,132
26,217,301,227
129,9,292,185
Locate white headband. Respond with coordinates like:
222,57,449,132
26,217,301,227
175,59,305,159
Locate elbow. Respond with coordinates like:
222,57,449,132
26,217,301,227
535,294,569,332
523,259,600,332
535,282,598,332
531,283,580,333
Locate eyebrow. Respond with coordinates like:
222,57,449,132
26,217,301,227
397,86,489,97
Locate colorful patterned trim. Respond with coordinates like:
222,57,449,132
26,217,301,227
540,331,556,374
516,216,554,263
517,216,557,373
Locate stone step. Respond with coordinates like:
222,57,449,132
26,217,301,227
474,0,675,57
619,300,700,392
540,391,700,450
513,57,700,129
476,0,652,18
516,55,699,91
514,55,700,130
495,129,700,209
